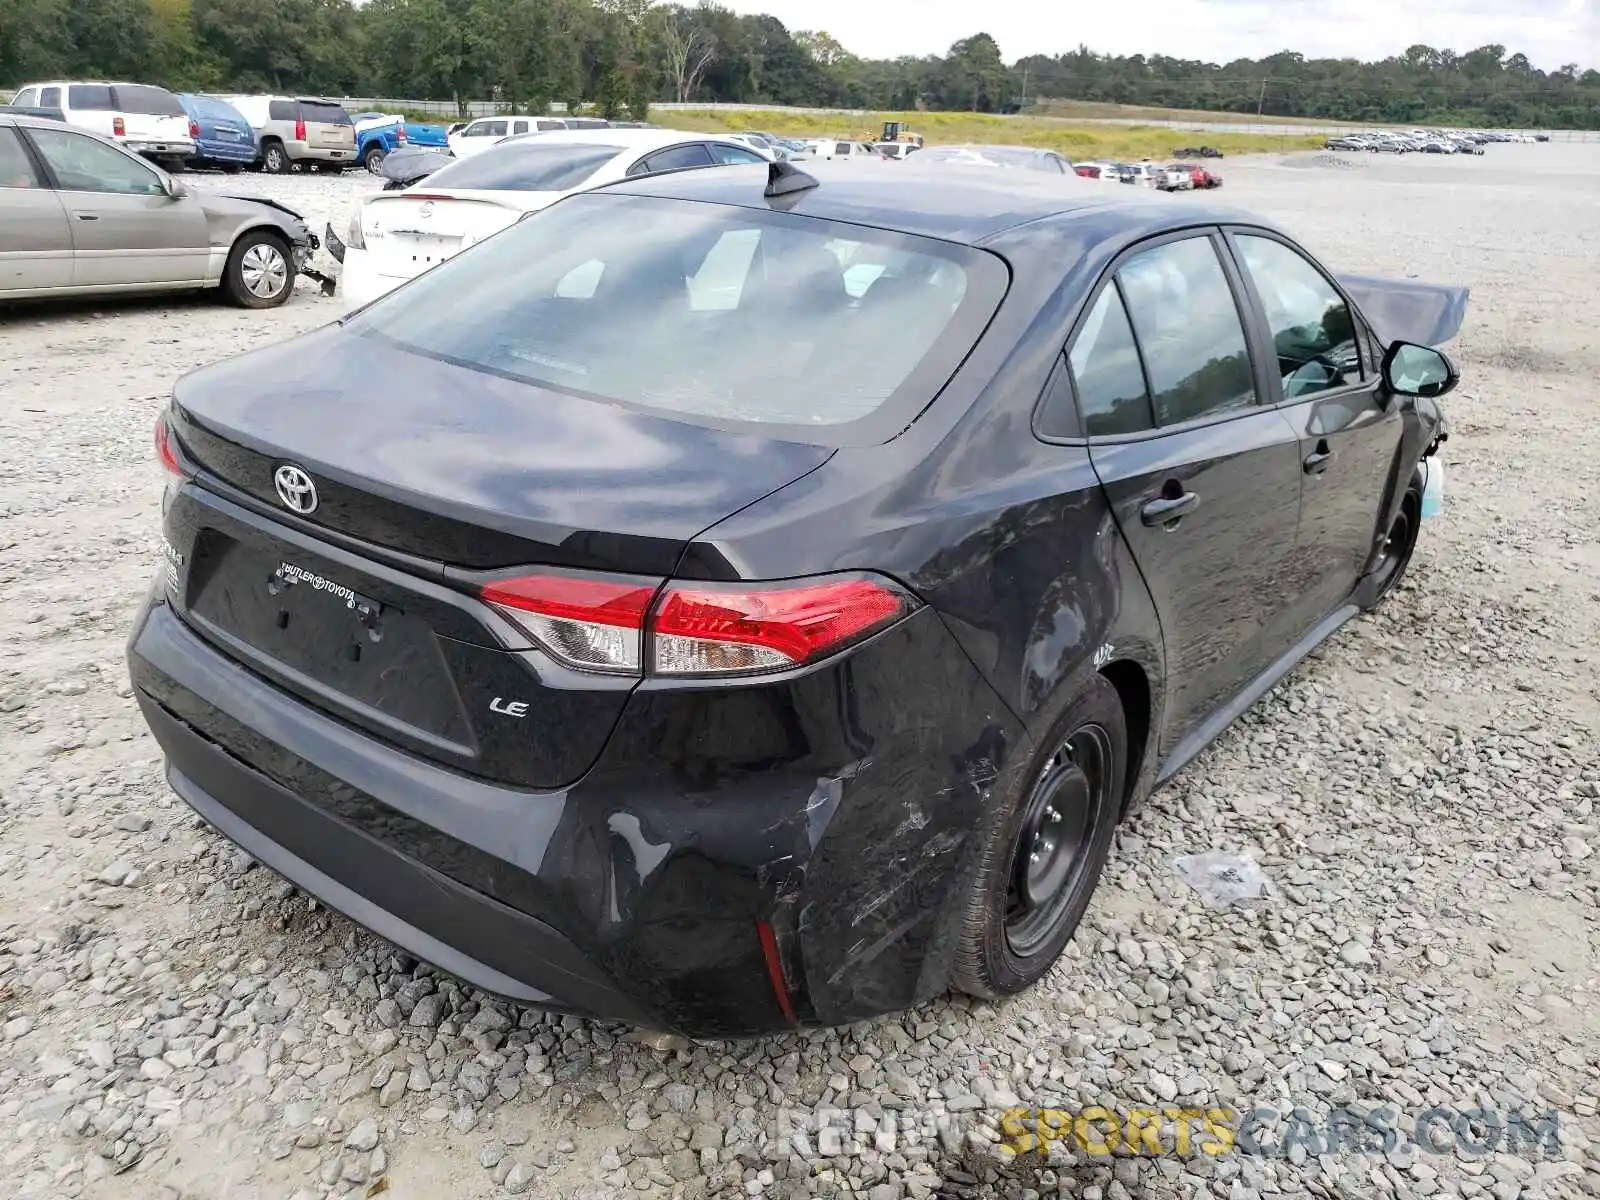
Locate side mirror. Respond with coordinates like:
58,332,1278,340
1382,340,1458,398
165,176,191,201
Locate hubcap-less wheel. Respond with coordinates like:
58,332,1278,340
1370,489,1420,602
240,243,289,299
1005,725,1114,957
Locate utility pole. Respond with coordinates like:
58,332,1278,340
1020,64,1029,111
1257,77,1268,116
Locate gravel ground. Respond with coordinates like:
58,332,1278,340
0,144,1597,1200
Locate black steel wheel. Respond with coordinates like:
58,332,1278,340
953,673,1127,999
1366,483,1422,608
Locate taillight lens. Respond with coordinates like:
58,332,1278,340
112,117,126,136
652,577,911,676
188,118,200,139
345,209,366,250
397,119,407,144
482,573,655,674
295,118,307,141
477,572,916,679
155,415,183,477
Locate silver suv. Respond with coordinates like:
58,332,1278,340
216,95,355,173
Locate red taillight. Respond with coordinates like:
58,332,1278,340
477,572,915,678
652,578,909,676
155,416,183,477
482,573,655,674
397,119,407,144
188,118,200,139
295,118,307,141
112,117,126,137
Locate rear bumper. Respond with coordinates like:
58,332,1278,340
290,144,354,162
338,248,410,311
127,583,1026,1036
128,139,196,157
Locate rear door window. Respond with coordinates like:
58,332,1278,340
1059,284,1154,437
637,143,715,174
1116,236,1258,427
67,85,115,111
268,99,295,121
40,87,62,108
422,142,619,191
0,128,44,189
112,85,184,116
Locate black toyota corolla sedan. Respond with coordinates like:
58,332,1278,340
128,159,1466,1038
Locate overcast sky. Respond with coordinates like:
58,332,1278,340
721,0,1600,72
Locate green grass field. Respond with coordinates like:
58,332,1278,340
660,108,1326,159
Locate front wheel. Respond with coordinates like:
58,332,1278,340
222,231,295,309
1364,482,1423,609
952,674,1127,1000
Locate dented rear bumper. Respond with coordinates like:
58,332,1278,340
127,585,1024,1037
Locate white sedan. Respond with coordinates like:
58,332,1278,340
338,128,773,310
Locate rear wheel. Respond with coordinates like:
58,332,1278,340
222,230,295,309
1365,482,1423,609
952,674,1126,1000
364,146,386,173
261,141,289,174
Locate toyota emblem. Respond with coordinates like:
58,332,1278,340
273,464,319,514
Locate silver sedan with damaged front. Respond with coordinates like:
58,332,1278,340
0,111,323,309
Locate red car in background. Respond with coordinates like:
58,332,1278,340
1188,164,1223,189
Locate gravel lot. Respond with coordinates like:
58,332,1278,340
0,144,1597,1200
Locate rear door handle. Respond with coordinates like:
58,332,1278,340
73,212,100,221
1304,441,1334,475
1140,490,1200,527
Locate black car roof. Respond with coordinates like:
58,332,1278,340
599,159,1256,246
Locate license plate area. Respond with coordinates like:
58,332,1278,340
185,534,475,750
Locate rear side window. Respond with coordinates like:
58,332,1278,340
300,101,352,124
834,143,852,155
536,119,566,131
68,85,115,111
40,87,62,107
1061,285,1153,437
268,99,295,121
0,128,44,189
423,143,619,191
709,143,766,165
636,143,714,174
113,85,184,116
348,193,1006,440
1117,236,1257,426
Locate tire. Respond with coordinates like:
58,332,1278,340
1364,481,1423,609
363,146,386,174
260,141,289,174
221,230,296,309
160,156,186,174
317,160,343,175
952,674,1127,1001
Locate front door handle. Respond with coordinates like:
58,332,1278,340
1304,441,1334,475
1140,489,1200,527
73,212,100,221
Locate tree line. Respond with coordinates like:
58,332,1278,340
2,0,1596,129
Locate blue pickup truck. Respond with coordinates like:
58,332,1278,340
352,112,449,174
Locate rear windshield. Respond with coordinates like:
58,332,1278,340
346,193,1008,441
68,85,115,111
114,85,184,116
422,143,621,191
300,101,352,124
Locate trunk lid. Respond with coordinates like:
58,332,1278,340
164,324,831,788
361,192,542,278
125,112,191,142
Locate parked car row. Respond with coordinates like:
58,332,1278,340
1325,127,1546,154
6,79,450,176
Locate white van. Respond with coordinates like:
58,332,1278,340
9,80,194,170
447,116,569,159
